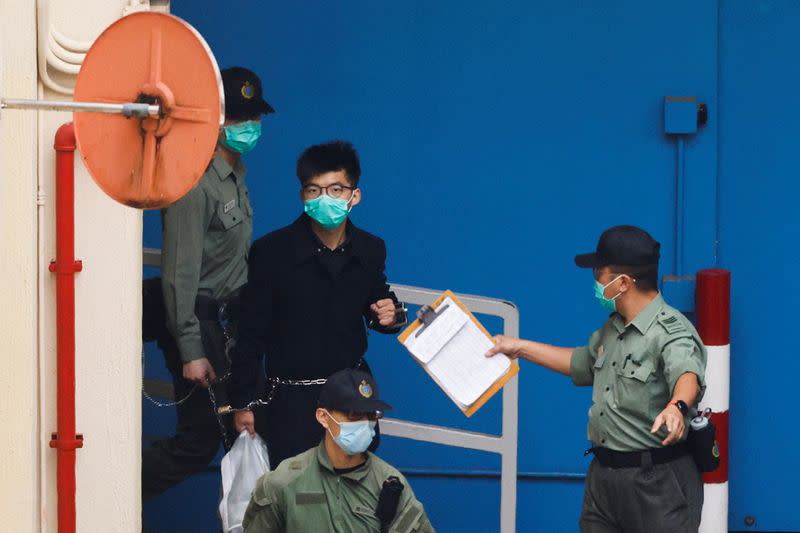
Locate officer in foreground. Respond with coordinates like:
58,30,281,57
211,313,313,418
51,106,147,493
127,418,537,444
487,225,706,532
243,369,435,533
142,66,273,500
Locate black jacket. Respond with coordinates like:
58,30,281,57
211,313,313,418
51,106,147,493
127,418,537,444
228,215,400,408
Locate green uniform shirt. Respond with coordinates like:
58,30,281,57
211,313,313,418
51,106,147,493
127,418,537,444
243,442,436,533
570,294,707,452
161,155,253,362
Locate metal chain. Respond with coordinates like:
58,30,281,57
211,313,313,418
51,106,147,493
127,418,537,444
222,356,365,412
206,384,232,451
141,384,198,408
278,377,328,386
140,348,198,408
141,302,237,410
218,376,306,414
218,371,334,415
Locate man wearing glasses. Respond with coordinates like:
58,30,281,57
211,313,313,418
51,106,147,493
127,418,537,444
228,140,405,467
242,369,434,532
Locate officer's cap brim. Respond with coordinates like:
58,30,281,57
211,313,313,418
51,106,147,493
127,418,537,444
324,397,393,413
258,98,275,114
226,98,275,121
574,252,605,269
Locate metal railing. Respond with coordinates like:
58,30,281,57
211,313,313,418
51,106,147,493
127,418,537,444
142,248,519,532
385,284,519,533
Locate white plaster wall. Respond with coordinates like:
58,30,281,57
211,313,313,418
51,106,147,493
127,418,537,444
2,0,145,531
38,0,144,527
0,1,40,531
38,109,143,533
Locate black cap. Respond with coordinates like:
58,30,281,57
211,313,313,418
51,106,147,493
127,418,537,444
318,369,393,414
221,66,275,121
574,225,661,269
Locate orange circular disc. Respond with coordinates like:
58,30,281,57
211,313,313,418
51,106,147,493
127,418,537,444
74,12,223,209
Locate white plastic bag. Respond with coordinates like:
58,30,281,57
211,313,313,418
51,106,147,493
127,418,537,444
219,431,271,533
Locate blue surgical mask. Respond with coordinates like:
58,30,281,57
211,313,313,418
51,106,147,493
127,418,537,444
304,194,353,230
325,411,376,455
221,120,261,154
594,275,625,312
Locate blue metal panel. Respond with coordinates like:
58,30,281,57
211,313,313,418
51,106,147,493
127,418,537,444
718,1,800,530
138,1,770,531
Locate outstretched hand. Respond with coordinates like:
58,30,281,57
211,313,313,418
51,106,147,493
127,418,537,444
485,335,522,359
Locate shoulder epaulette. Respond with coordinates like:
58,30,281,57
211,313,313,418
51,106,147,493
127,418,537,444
657,312,688,335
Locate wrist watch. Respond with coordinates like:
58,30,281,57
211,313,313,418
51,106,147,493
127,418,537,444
669,399,689,416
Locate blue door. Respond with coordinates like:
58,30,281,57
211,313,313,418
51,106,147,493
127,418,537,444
142,2,799,531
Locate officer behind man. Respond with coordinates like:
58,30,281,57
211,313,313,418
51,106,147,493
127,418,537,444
487,226,707,532
228,140,405,467
243,369,435,533
141,66,274,500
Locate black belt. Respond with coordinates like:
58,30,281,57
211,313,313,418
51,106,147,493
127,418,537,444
588,443,689,469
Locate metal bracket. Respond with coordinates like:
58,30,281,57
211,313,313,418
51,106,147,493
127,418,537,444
414,303,449,338
1,98,159,118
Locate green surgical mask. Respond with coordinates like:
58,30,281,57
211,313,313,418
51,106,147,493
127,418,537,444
221,120,261,154
304,194,353,230
594,275,624,312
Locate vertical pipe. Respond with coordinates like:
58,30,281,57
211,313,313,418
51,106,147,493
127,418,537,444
675,136,686,276
500,304,519,533
696,268,730,533
48,123,83,533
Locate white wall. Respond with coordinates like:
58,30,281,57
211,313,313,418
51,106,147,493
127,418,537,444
0,1,40,531
38,110,143,533
1,1,145,531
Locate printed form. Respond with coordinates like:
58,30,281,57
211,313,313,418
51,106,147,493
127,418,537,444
403,297,511,407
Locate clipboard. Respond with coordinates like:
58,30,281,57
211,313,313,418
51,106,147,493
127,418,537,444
397,290,519,417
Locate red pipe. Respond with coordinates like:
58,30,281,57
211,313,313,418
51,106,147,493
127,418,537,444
48,123,83,533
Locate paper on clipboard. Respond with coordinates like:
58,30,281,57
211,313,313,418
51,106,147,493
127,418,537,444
401,296,512,408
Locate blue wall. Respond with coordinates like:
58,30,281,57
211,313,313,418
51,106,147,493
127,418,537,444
718,2,800,531
141,1,799,531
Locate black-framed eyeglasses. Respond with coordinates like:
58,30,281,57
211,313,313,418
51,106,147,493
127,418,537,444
301,183,354,199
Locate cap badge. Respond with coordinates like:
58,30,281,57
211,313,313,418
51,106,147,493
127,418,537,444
358,380,373,398
241,81,255,99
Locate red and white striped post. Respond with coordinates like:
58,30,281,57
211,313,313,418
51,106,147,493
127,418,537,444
695,269,730,533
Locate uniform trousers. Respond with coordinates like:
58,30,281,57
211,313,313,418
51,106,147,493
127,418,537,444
580,452,703,533
142,279,240,500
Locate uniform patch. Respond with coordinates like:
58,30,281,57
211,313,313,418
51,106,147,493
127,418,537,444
359,380,373,398
296,492,326,505
712,441,720,458
657,313,687,334
223,199,236,213
393,501,424,533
